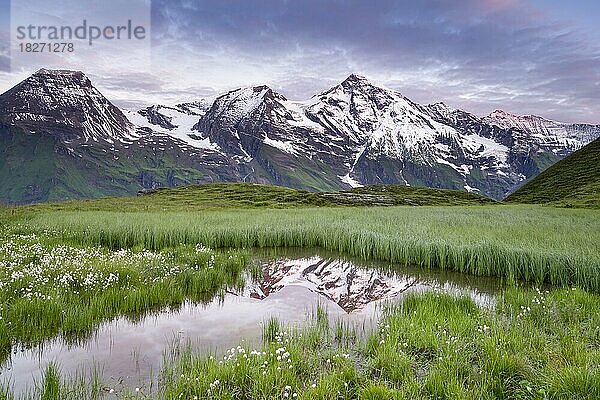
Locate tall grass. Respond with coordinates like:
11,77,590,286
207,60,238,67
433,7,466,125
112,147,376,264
40,363,60,400
0,234,248,363
3,363,106,400
263,317,282,343
23,205,600,291
0,384,13,400
157,288,600,399
6,288,600,399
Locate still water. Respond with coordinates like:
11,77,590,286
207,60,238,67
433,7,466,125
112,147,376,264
0,248,501,396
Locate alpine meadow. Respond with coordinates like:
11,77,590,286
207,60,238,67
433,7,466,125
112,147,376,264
1,182,599,398
1,0,600,399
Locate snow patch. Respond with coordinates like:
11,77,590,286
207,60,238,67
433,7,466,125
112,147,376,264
125,109,219,151
339,173,363,188
263,135,299,156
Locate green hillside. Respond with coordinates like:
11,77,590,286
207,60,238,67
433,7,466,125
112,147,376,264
505,137,600,208
0,125,216,204
8,182,495,212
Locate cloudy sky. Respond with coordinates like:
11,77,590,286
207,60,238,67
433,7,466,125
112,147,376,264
0,0,599,123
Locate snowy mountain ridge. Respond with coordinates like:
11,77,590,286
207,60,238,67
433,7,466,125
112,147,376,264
0,69,138,143
1,68,599,203
131,72,598,198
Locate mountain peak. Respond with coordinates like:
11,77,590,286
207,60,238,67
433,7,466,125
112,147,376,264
426,101,456,118
343,73,370,83
34,68,85,76
336,74,402,98
429,101,451,110
0,68,134,142
339,74,381,91
31,68,91,86
315,74,390,100
488,109,551,122
484,109,573,136
218,85,288,105
489,109,513,117
252,84,272,92
195,84,290,138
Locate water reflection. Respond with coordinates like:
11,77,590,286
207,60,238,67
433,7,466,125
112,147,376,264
0,249,502,396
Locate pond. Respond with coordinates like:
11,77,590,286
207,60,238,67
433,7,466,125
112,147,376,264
0,248,501,396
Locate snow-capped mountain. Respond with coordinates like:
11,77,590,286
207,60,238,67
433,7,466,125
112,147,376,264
302,75,520,195
484,110,599,155
142,73,597,199
1,69,599,204
0,69,245,203
188,85,347,189
0,69,137,143
125,100,217,150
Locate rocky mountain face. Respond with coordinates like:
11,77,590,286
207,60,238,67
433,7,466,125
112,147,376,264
0,69,139,144
0,69,243,203
1,69,599,204
180,73,599,199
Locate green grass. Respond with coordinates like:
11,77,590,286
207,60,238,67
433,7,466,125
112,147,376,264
0,362,105,400
17,204,600,291
3,182,495,212
7,288,600,399
139,289,600,399
0,232,248,364
506,137,600,208
1,183,599,398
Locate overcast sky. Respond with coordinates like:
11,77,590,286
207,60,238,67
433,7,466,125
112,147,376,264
0,0,599,123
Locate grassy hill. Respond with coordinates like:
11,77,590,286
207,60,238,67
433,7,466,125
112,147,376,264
505,137,600,208
0,125,212,204
2,202,600,399
6,182,495,212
